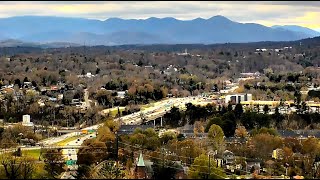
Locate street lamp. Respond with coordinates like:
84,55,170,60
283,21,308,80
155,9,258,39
207,150,214,179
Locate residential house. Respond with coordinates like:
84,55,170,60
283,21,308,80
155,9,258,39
213,153,225,168
118,125,154,135
23,82,33,88
172,161,188,179
20,138,35,146
50,85,59,91
272,148,284,160
179,124,208,138
223,150,235,165
246,159,262,174
117,91,127,99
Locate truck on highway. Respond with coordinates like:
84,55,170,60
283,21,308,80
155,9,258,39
81,129,88,134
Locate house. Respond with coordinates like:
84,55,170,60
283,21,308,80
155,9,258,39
57,94,64,100
20,138,35,146
223,150,235,165
118,125,154,135
2,87,14,94
50,86,59,91
178,124,208,138
71,99,80,105
293,153,306,162
293,175,304,179
272,148,284,160
23,82,32,88
172,161,188,179
213,154,224,168
246,159,261,174
117,91,127,99
239,72,260,78
144,65,153,69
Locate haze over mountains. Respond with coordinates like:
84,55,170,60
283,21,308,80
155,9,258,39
0,15,319,47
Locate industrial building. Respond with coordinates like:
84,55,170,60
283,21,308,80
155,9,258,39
225,93,252,104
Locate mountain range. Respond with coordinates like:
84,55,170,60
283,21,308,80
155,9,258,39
0,15,319,46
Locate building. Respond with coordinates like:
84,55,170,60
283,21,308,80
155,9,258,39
239,72,260,78
225,93,252,104
177,49,190,56
118,125,154,135
241,100,295,107
135,153,147,179
172,161,188,179
117,91,126,99
22,114,34,127
246,159,262,174
272,148,284,160
223,150,235,165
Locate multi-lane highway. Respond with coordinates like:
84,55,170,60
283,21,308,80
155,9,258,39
41,96,211,146
12,96,212,179
60,133,96,179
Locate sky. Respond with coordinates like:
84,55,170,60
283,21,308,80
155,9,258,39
0,1,319,31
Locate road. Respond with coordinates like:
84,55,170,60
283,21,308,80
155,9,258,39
40,96,212,146
60,133,96,179
83,89,90,109
1,96,212,179
60,171,76,179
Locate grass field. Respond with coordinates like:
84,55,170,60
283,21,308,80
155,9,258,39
140,103,155,110
22,149,41,160
109,107,126,117
54,135,82,146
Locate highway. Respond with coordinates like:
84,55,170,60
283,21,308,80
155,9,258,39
40,96,211,146
60,133,96,179
2,96,212,179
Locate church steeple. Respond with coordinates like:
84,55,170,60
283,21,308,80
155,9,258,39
135,152,147,179
137,153,145,167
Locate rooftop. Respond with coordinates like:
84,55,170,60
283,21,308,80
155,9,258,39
137,153,145,167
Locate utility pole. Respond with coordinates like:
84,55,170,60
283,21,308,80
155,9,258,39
115,131,119,179
208,154,211,179
162,147,165,169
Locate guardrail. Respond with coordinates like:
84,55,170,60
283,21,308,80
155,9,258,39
41,145,84,149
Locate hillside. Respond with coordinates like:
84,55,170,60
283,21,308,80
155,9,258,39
0,15,318,46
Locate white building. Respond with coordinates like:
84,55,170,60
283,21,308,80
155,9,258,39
225,93,252,104
22,114,34,127
240,72,260,78
177,49,190,56
117,91,126,98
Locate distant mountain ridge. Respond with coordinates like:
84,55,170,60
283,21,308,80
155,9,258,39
271,25,320,37
0,15,318,46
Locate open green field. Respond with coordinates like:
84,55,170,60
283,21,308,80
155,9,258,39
140,102,155,110
101,106,126,117
54,135,82,146
0,161,47,179
22,149,41,160
0,149,47,179
109,107,126,117
1,148,42,160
